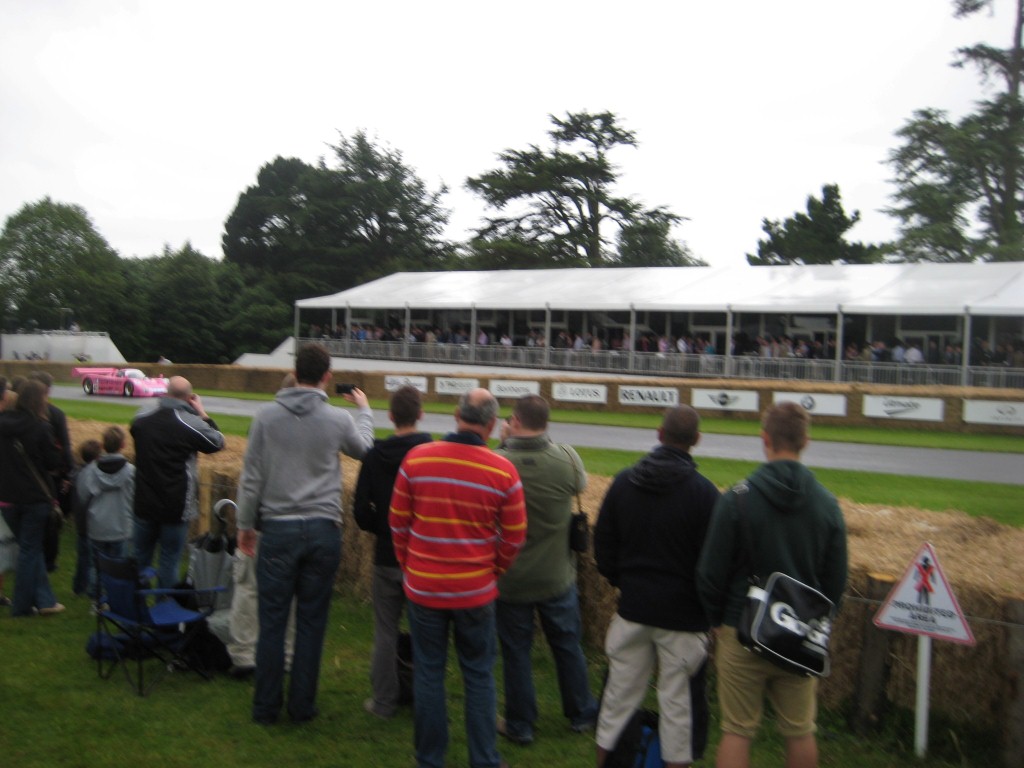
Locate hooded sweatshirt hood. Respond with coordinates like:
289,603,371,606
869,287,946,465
628,444,697,493
274,386,327,416
95,453,132,486
746,460,814,514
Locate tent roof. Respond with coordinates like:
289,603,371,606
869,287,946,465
295,262,1024,317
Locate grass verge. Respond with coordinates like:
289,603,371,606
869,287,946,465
0,528,987,768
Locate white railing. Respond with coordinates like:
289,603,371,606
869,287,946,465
306,338,1024,389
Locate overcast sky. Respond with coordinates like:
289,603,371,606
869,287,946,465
0,1,1013,269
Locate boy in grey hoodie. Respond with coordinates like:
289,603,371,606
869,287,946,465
77,426,135,596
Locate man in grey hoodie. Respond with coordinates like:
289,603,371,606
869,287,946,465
236,343,374,725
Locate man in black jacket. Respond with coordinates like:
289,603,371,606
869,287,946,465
594,405,719,768
353,385,432,719
130,376,225,588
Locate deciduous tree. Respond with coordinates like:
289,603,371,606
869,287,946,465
0,197,125,330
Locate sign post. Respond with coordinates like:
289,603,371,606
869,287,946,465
873,542,975,758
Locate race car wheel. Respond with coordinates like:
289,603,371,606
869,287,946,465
82,379,94,395
123,382,134,397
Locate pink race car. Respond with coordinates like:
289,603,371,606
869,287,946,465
72,367,169,398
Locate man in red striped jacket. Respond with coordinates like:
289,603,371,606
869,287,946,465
390,387,526,768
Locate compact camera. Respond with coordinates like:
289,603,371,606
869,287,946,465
335,383,355,395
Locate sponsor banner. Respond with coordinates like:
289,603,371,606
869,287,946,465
773,391,847,417
384,375,428,394
490,379,541,398
618,386,679,407
863,395,944,422
962,399,1024,426
435,377,478,396
692,388,759,412
552,382,608,404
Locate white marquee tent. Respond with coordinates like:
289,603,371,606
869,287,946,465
296,262,1024,317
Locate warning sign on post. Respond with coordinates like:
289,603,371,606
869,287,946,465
873,542,975,646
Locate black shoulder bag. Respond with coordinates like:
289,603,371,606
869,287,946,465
734,484,835,677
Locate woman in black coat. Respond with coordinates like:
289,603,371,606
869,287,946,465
0,379,64,616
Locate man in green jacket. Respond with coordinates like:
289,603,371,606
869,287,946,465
495,395,598,746
697,402,848,768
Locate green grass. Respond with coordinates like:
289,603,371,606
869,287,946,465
0,529,990,768
53,398,1024,525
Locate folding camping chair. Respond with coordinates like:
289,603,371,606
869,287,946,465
94,552,226,696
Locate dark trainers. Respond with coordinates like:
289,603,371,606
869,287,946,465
497,717,534,746
228,664,255,679
362,698,395,720
570,718,597,734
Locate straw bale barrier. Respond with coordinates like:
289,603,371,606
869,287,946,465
68,418,1022,738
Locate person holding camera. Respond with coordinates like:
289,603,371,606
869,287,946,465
131,375,225,589
236,344,374,725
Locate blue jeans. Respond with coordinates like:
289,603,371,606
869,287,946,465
253,517,341,723
496,584,598,740
408,601,502,768
2,503,58,617
133,518,188,589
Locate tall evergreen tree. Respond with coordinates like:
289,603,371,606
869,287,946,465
887,0,1024,261
747,185,882,265
467,111,685,268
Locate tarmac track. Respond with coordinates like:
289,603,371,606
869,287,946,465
54,381,1024,486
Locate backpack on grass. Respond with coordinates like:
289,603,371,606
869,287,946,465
606,708,663,768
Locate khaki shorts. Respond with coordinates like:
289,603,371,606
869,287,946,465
714,625,818,739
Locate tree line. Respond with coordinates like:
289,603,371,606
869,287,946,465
1,1,1021,363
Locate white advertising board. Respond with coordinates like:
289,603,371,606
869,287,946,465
618,386,679,407
489,380,541,398
552,382,608,404
384,375,428,393
692,388,759,412
862,395,944,422
962,399,1024,426
773,391,847,417
435,377,478,396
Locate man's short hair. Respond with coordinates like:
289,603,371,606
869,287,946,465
513,395,549,431
457,389,499,427
762,401,810,453
295,343,331,386
390,385,422,427
102,425,126,454
660,405,700,448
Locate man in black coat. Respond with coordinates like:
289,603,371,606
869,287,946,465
353,385,432,719
130,376,224,588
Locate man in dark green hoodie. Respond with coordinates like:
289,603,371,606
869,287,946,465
697,402,847,768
